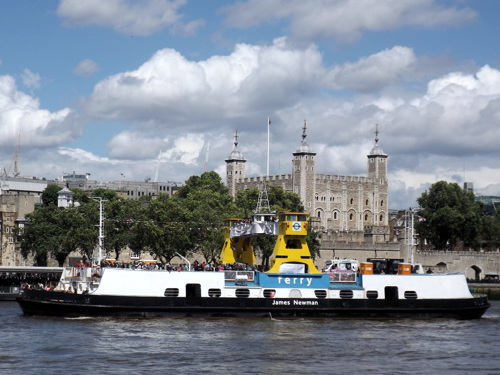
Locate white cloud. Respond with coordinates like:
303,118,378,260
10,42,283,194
0,75,79,148
325,46,417,92
83,37,323,123
162,133,205,165
107,130,165,159
57,0,203,36
73,58,99,76
221,0,477,43
21,69,41,90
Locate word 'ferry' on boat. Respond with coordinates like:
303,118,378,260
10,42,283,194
16,212,490,319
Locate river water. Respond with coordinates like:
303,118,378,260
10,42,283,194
1,301,499,375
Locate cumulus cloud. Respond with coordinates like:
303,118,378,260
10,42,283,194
73,58,99,76
325,46,417,92
83,37,323,123
57,0,203,36
162,133,205,165
107,131,165,159
221,0,477,43
0,75,79,148
384,65,500,154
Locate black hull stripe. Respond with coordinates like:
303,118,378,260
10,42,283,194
16,291,490,320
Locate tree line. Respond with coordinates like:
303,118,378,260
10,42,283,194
17,171,320,267
416,181,500,250
17,175,499,267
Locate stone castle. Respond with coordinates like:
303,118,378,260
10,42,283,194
225,122,390,244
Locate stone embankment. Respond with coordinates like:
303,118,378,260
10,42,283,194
468,284,500,301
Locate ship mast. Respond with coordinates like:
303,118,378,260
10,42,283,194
91,197,106,264
255,180,271,213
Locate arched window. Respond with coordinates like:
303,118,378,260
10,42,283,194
350,198,354,205
333,212,338,220
317,211,321,218
365,199,369,205
380,200,384,207
379,214,384,222
365,214,368,221
349,213,353,221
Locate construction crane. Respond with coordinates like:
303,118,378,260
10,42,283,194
4,134,21,178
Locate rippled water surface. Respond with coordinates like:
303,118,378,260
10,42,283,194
1,301,499,375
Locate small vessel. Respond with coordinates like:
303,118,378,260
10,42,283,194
0,266,63,301
16,212,489,319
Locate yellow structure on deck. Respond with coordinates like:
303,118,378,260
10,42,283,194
267,212,320,273
219,218,256,266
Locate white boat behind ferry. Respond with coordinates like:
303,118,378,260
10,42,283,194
16,212,489,319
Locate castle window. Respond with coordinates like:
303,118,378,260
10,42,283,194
333,212,338,220
365,199,369,205
380,214,384,222
349,213,353,221
350,198,354,205
365,214,368,221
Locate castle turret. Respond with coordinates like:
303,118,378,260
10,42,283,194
367,124,389,227
225,129,246,197
292,121,316,210
367,124,388,181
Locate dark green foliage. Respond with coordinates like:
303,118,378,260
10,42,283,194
41,184,62,206
235,184,304,217
417,181,483,249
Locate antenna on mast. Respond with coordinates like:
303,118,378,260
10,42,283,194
255,180,271,213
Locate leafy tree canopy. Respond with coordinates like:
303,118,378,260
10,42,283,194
416,181,482,249
41,184,62,206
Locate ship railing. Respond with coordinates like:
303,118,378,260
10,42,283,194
58,266,103,293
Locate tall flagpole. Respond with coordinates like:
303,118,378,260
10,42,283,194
267,116,270,176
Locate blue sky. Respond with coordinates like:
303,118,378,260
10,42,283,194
0,0,499,209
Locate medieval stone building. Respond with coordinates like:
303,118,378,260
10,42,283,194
226,122,390,244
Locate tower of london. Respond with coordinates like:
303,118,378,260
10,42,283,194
226,122,390,244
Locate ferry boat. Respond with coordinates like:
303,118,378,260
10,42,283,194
16,212,490,319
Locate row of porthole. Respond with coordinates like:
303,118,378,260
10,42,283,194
164,288,418,299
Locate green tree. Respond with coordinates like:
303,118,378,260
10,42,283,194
41,184,62,206
105,198,146,260
19,205,62,266
176,172,238,263
234,185,304,217
416,181,483,249
137,194,193,264
480,214,500,249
